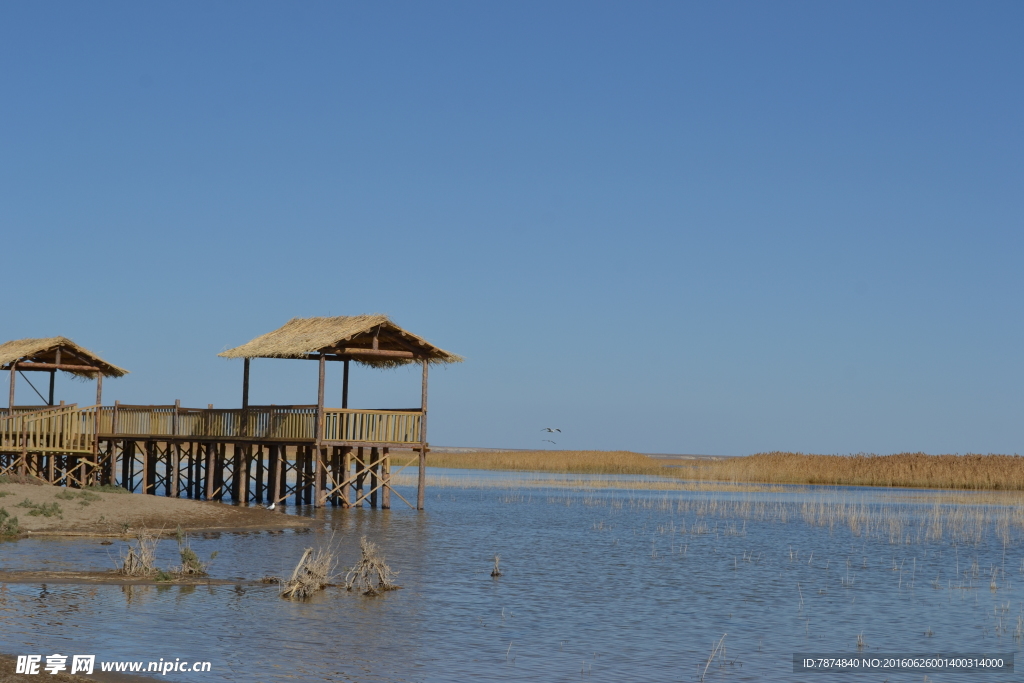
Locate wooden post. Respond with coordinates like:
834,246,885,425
47,371,55,406
256,446,265,503
317,446,328,507
355,447,365,506
382,447,391,509
205,443,214,500
342,359,349,408
8,361,16,415
369,446,379,508
267,445,278,504
242,358,250,409
171,400,180,497
314,354,325,507
231,444,242,502
340,446,351,508
417,360,428,510
143,440,152,493
121,441,131,491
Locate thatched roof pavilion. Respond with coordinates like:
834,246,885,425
218,315,463,367
0,336,127,411
218,315,462,414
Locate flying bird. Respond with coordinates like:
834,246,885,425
541,428,561,433
542,439,557,445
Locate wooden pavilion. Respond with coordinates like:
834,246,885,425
218,315,463,509
0,337,128,487
0,317,461,511
1,336,128,413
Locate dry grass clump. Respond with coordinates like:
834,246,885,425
0,508,19,538
118,528,160,576
345,537,399,596
173,526,216,576
428,450,668,476
687,452,1024,491
281,543,337,600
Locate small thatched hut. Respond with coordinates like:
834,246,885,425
0,337,127,412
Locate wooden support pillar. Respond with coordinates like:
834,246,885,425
278,445,287,505
382,447,391,509
214,444,226,501
204,443,214,500
47,370,55,406
355,447,365,506
231,444,242,503
304,446,314,505
242,358,250,409
417,359,428,510
144,441,156,495
340,446,351,508
342,359,349,408
267,445,277,504
255,446,265,503
8,361,16,415
369,446,379,508
121,441,132,491
170,401,180,497
316,446,328,508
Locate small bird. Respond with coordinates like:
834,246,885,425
265,502,276,510
541,427,561,433
542,439,556,445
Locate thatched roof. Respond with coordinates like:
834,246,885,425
0,337,128,378
218,315,463,368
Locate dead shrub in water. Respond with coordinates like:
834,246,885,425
173,526,217,576
281,542,337,600
118,528,160,577
345,537,399,596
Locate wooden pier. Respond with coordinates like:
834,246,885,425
0,316,463,509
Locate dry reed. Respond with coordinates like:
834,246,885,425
428,450,1024,492
345,537,399,596
118,528,160,576
280,543,337,600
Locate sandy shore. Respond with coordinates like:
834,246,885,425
0,482,308,536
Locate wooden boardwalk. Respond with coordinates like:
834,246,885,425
0,402,426,509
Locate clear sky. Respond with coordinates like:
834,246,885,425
2,2,1021,455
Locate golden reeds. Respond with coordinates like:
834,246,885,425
427,450,1024,492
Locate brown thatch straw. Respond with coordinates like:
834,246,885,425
218,315,462,368
0,337,128,378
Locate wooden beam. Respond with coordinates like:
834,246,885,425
6,363,101,373
341,348,414,358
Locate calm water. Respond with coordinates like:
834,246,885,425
1,470,1023,682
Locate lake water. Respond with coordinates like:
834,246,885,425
1,469,1023,682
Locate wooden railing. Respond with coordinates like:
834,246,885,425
0,404,96,455
323,409,422,443
2,403,424,455
94,405,422,444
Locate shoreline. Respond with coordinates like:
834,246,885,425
0,482,309,538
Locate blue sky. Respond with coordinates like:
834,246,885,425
2,2,1021,455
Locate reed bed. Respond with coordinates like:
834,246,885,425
427,450,669,476
688,452,1024,491
428,450,1024,492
